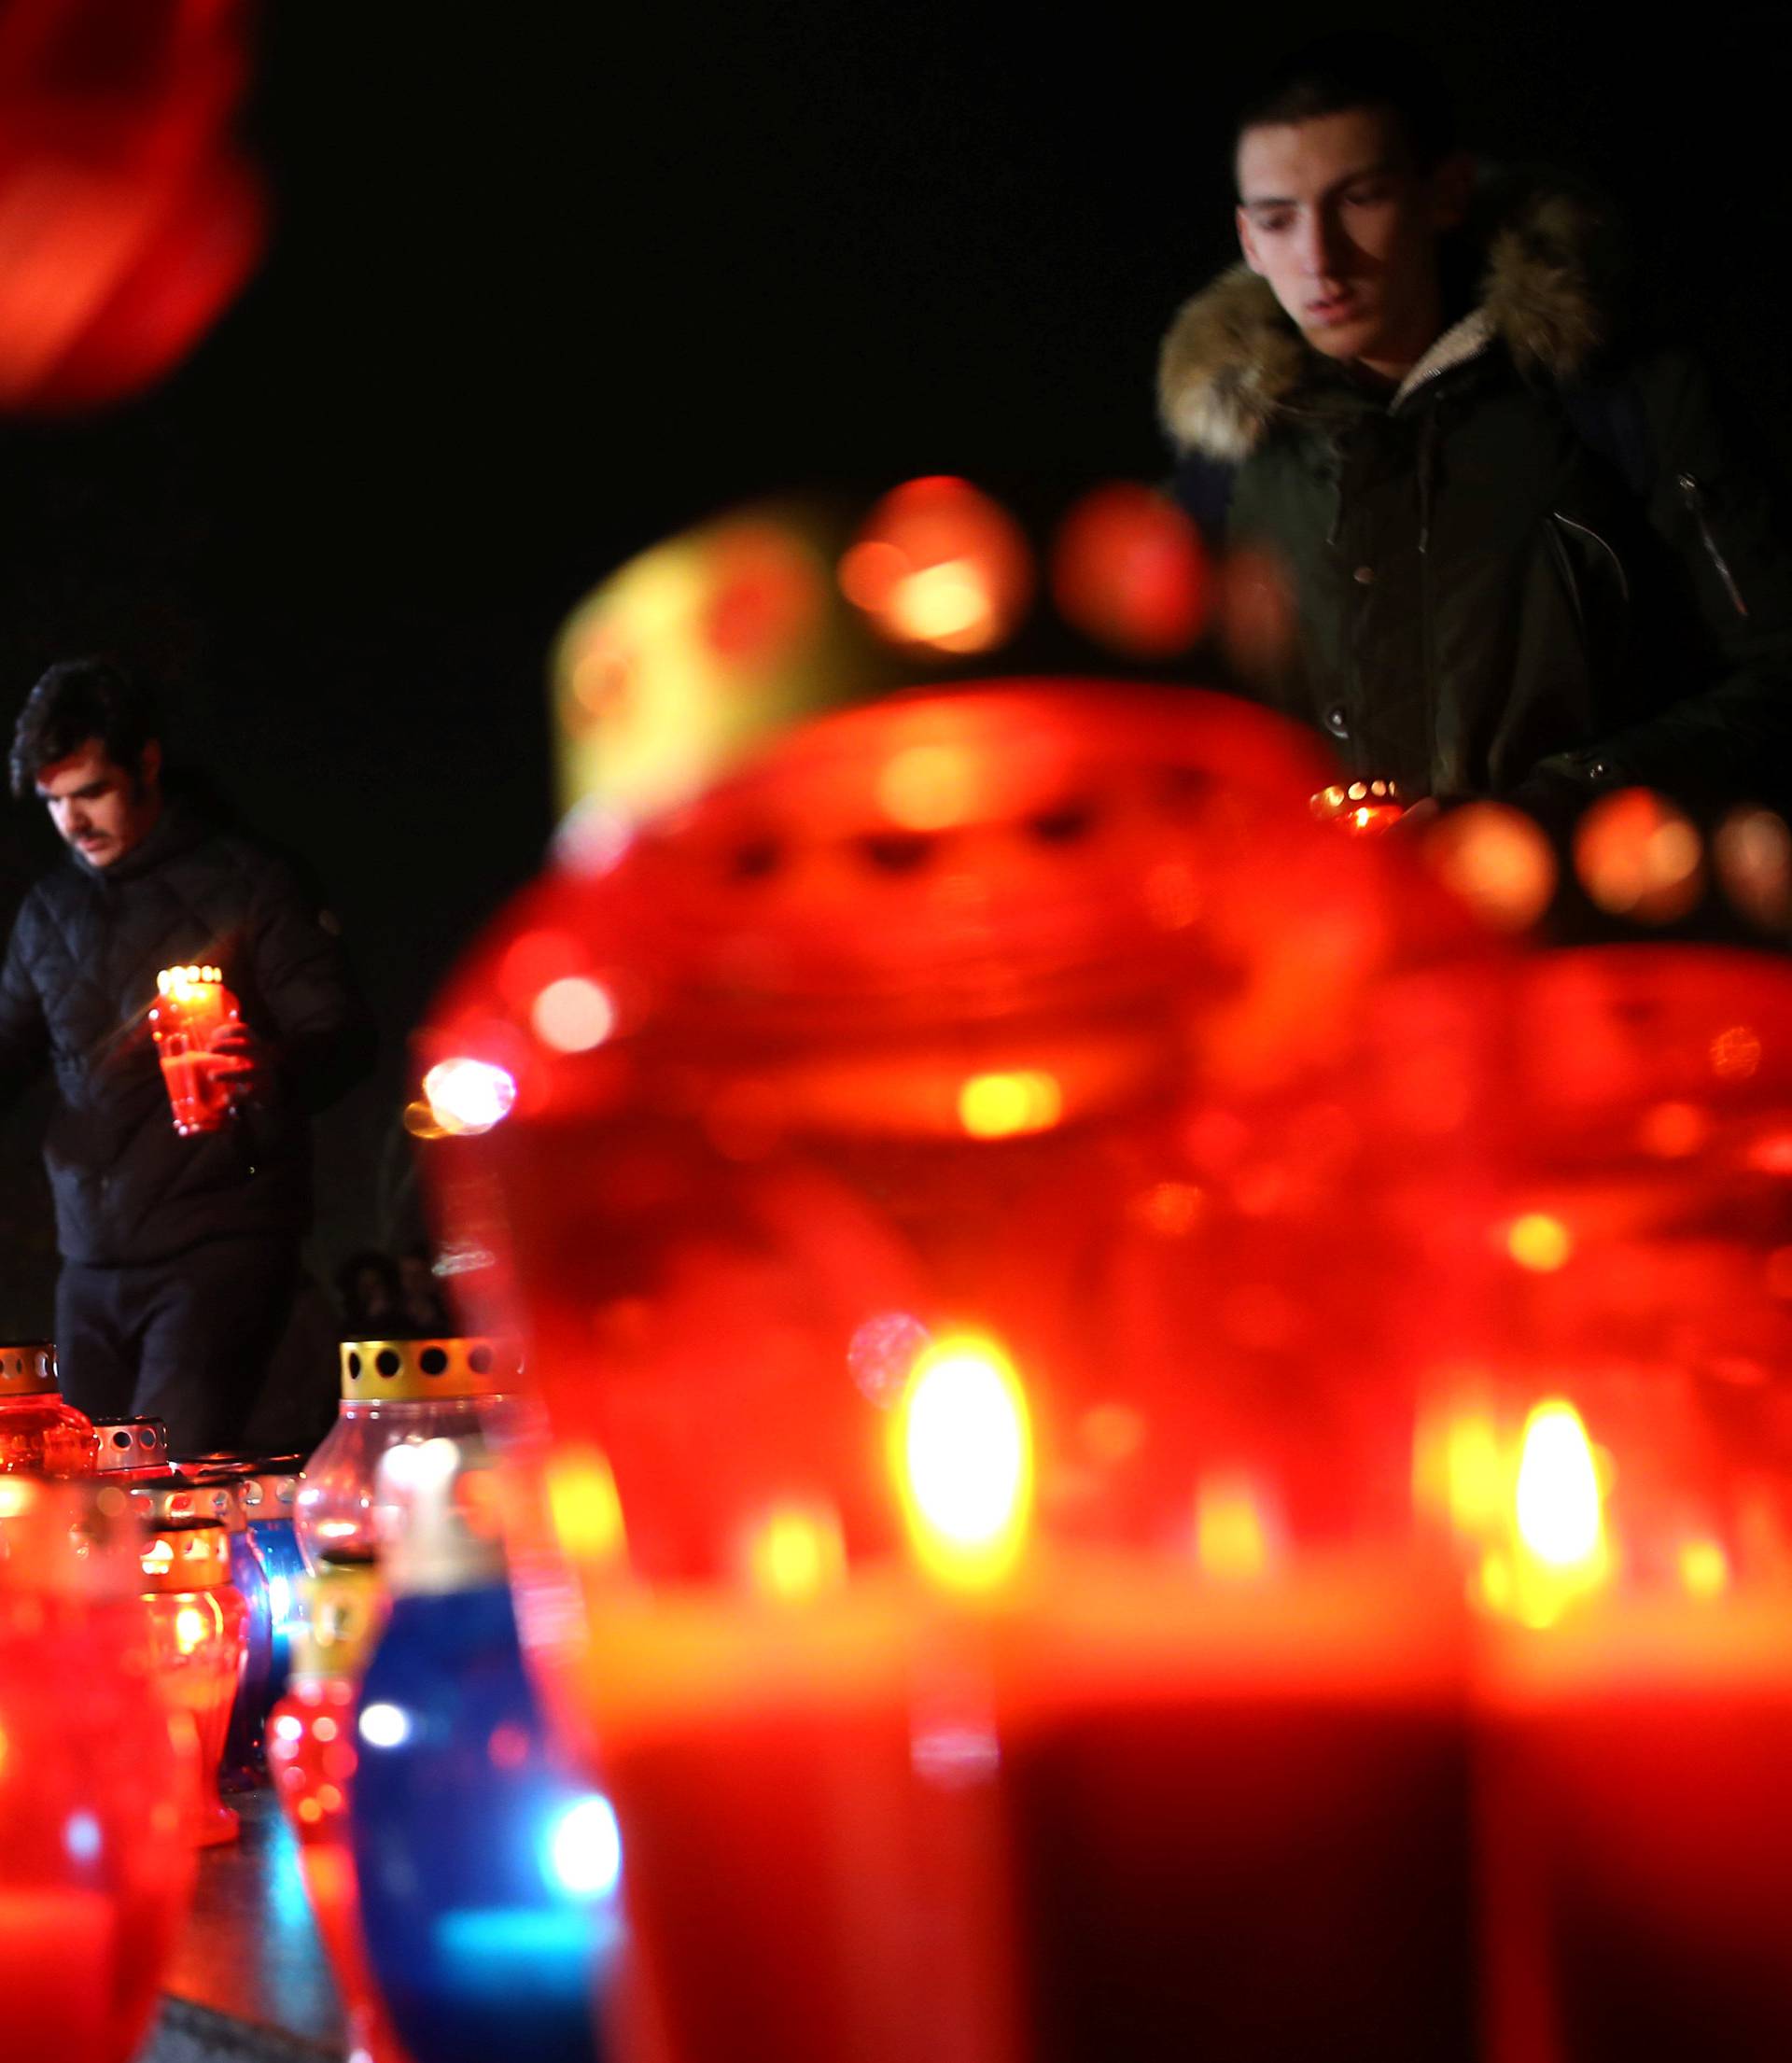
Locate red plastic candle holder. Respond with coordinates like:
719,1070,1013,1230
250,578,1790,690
147,965,240,1136
0,1340,97,1477
136,1495,249,1847
0,1475,193,2063
422,681,1508,2063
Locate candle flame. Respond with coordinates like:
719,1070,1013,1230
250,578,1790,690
1444,1410,1505,1537
1515,1401,1603,1567
747,1500,847,1604
173,1602,213,1655
894,1332,1032,1589
1194,1475,1276,1580
1506,1213,1574,1272
958,1070,1063,1140
1485,1398,1611,1626
545,1447,627,1565
1678,1536,1730,1599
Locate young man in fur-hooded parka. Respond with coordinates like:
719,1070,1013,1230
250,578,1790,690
1159,34,1792,818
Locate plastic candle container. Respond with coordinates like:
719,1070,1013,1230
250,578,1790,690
136,1481,251,1847
237,1455,310,1705
0,1475,193,2063
1449,951,1792,2063
294,1339,517,1573
178,1464,277,1788
0,1341,98,1477
422,679,1506,2063
351,1438,621,2063
266,1564,408,2063
147,964,242,1136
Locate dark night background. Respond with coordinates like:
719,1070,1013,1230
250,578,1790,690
0,1,1786,1331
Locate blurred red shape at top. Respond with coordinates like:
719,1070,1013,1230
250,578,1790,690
0,0,263,413
1052,484,1211,658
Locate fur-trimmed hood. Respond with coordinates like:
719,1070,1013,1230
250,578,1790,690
1158,176,1623,461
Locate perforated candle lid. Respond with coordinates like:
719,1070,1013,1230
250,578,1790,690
91,1417,173,1475
0,1341,59,1396
155,963,224,997
183,1450,304,1511
138,1520,231,1593
133,1476,240,1531
338,1337,518,1403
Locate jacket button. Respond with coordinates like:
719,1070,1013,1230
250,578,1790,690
1352,565,1375,585
1324,705,1351,739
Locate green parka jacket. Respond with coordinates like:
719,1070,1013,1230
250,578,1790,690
1158,182,1792,812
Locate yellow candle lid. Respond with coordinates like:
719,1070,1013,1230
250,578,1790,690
338,1337,519,1403
288,1564,386,1677
0,1342,59,1397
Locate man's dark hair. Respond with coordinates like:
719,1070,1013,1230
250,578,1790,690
1235,32,1457,176
8,659,161,798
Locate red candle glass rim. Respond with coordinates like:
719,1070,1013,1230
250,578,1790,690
425,682,1492,1129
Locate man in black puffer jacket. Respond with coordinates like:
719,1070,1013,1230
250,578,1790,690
0,660,374,1451
1159,32,1792,820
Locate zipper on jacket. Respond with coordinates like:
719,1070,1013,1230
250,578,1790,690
1678,473,1748,618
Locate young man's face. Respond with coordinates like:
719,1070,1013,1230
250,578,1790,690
1235,105,1468,382
35,737,162,868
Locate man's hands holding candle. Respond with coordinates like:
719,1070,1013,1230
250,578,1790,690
208,1018,269,1109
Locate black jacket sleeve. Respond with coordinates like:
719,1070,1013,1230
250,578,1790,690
243,854,375,1116
0,895,48,1107
1524,349,1792,811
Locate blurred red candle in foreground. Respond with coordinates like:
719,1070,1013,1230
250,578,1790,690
267,1565,409,2063
424,681,1504,2061
0,1476,192,2063
1442,949,1792,2063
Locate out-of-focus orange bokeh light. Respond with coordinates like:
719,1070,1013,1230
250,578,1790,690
1421,802,1557,932
1051,484,1209,657
838,477,1032,655
1574,789,1704,923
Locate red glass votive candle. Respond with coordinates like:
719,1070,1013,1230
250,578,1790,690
0,1341,98,1477
421,677,1506,2063
136,1487,249,1847
148,965,240,1136
0,1475,194,2063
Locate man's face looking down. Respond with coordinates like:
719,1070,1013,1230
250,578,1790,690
35,736,162,869
1235,105,1471,386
